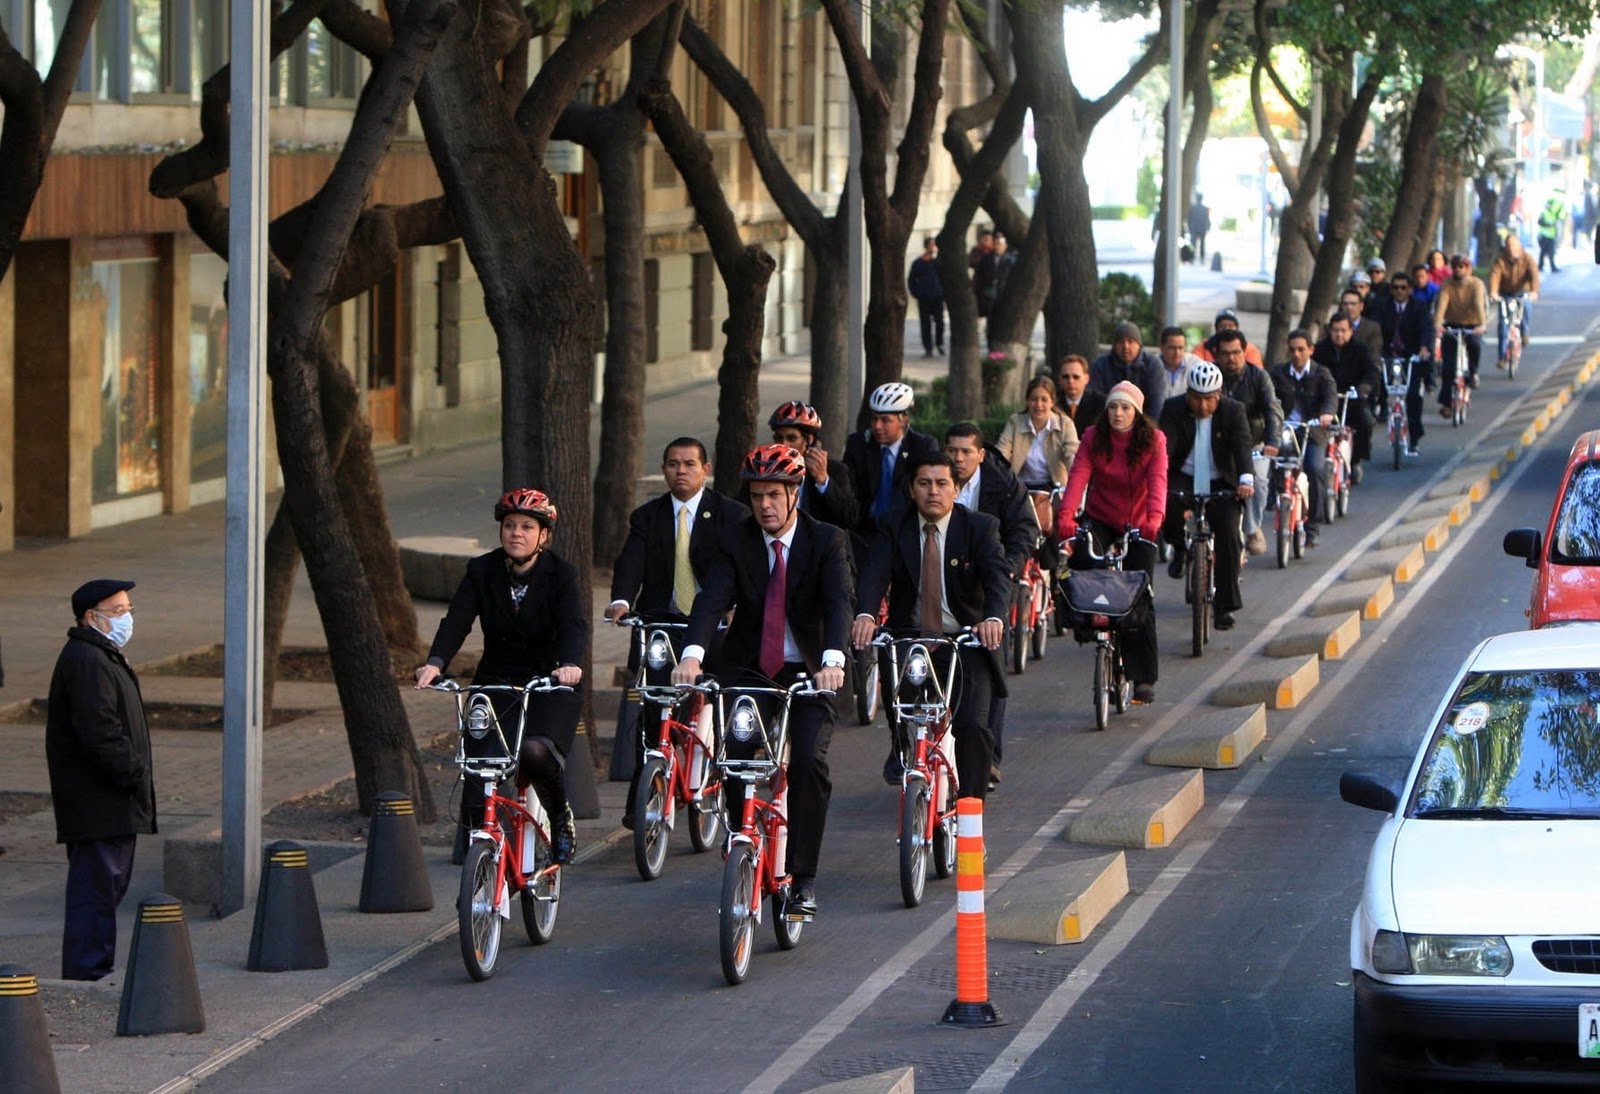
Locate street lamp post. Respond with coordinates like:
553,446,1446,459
1500,43,1546,208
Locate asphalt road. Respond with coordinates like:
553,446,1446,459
198,269,1599,1093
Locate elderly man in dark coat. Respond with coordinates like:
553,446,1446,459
47,578,156,981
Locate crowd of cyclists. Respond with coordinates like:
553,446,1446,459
408,234,1540,922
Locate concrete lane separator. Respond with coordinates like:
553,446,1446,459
1308,576,1394,620
1145,704,1268,769
1374,516,1449,553
1066,768,1204,849
987,852,1129,945
1340,543,1425,584
800,1067,916,1094
1405,494,1473,527
1210,654,1319,709
1262,613,1362,661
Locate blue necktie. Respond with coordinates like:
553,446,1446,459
873,447,895,519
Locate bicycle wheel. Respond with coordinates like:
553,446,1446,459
1392,438,1402,471
899,780,930,908
1292,518,1306,560
1030,583,1049,662
1112,642,1131,714
1275,505,1290,569
1093,642,1110,730
1337,479,1351,518
1189,541,1209,657
459,841,503,981
687,757,724,855
1008,586,1028,675
931,769,957,879
719,843,758,985
853,649,879,726
631,758,670,881
773,890,803,950
1508,335,1519,379
520,828,560,945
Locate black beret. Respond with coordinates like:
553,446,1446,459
72,579,136,619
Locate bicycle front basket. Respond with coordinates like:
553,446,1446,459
1064,569,1148,620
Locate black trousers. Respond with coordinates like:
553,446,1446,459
1163,474,1244,614
63,835,137,981
1438,331,1482,405
1405,361,1432,447
951,647,996,801
1068,519,1159,685
916,298,945,354
725,663,835,882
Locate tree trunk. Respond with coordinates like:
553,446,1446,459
1380,72,1447,273
1473,175,1500,264
1300,66,1383,330
807,251,852,452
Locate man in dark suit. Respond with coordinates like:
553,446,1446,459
674,446,852,918
607,437,745,826
1267,330,1338,548
1383,274,1435,458
842,382,941,555
1158,361,1256,630
1313,312,1383,477
852,453,1010,800
1057,354,1107,435
768,401,858,531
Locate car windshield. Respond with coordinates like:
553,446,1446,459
1412,669,1600,818
1550,462,1600,565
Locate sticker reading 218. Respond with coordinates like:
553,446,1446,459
1454,702,1491,736
1579,1003,1600,1057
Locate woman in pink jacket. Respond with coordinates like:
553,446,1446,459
1055,381,1167,701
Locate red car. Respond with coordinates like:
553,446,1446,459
1504,430,1600,627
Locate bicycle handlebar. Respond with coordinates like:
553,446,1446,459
867,627,984,650
609,613,690,630
1070,527,1152,564
424,676,573,696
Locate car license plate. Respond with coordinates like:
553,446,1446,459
1580,1004,1600,1057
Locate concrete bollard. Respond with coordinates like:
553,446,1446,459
941,798,1005,1028
360,793,434,913
116,894,205,1036
0,966,62,1093
247,841,329,971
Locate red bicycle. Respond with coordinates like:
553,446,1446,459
1007,554,1052,674
427,675,571,981
870,629,976,907
619,615,722,880
1274,424,1311,568
715,676,831,985
1324,392,1355,522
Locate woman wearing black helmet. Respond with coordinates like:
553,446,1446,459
415,488,586,863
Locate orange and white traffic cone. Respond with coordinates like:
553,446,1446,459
941,797,1005,1027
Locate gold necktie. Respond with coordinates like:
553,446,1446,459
920,522,944,636
674,506,695,615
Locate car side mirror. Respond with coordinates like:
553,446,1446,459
1340,770,1400,813
1502,527,1542,569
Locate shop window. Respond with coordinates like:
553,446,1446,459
188,250,228,485
90,256,163,503
129,0,174,94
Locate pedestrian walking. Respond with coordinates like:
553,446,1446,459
907,236,945,356
1537,190,1566,274
1187,194,1211,262
46,578,155,981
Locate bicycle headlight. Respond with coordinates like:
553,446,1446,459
645,633,672,671
729,699,760,743
464,695,495,740
905,651,931,686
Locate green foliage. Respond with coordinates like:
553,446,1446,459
1353,155,1401,266
1091,204,1151,220
1136,159,1160,210
1097,272,1158,345
910,376,1010,444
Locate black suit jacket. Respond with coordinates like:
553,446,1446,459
842,428,940,535
609,489,747,614
686,512,853,677
1059,389,1108,436
1158,393,1255,489
1268,363,1339,426
963,450,1039,575
428,548,588,679
856,505,1012,696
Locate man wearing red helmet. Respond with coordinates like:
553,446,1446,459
415,488,585,863
673,445,853,918
767,401,858,531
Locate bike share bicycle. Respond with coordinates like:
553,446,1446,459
1171,489,1237,657
1324,391,1357,521
1273,423,1313,568
713,675,833,985
1007,528,1052,675
1382,356,1421,470
426,675,572,981
1440,324,1477,426
1062,529,1152,729
1495,294,1529,379
867,628,976,906
616,613,722,881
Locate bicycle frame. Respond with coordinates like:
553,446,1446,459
1440,325,1476,423
634,681,718,828
1383,356,1415,464
716,679,807,912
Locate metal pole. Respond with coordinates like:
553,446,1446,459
221,0,268,917
1533,51,1546,199
1258,149,1269,275
847,0,871,422
1161,0,1184,325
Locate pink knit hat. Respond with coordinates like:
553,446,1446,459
1104,381,1145,413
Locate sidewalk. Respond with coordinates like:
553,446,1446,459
0,257,1262,1092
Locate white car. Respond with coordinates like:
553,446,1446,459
1342,624,1600,1091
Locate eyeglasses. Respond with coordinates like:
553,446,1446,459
95,605,135,617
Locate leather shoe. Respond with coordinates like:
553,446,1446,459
987,763,1002,792
1246,529,1267,555
1167,552,1186,579
787,879,818,917
882,750,907,785
1132,683,1155,704
620,811,636,831
1215,611,1236,631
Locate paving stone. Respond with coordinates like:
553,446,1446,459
988,851,1129,944
1146,704,1267,769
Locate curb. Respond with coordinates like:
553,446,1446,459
987,851,1129,945
1262,612,1362,661
1210,654,1319,709
1145,704,1267,769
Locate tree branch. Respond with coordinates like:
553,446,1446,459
1081,6,1168,131
889,0,951,220
318,0,394,61
1254,0,1308,125
819,0,892,120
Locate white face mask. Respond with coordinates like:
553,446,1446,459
100,612,133,648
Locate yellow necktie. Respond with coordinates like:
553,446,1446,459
674,505,695,615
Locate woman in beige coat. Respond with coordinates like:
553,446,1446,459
997,374,1080,532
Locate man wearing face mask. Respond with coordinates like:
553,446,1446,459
46,578,155,981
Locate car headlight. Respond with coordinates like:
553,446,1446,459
1373,930,1513,976
729,699,759,743
464,696,495,740
905,651,930,686
645,634,672,671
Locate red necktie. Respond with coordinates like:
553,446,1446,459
760,541,787,678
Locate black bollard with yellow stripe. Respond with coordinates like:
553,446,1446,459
247,840,329,972
116,893,205,1036
359,792,434,913
0,965,62,1093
